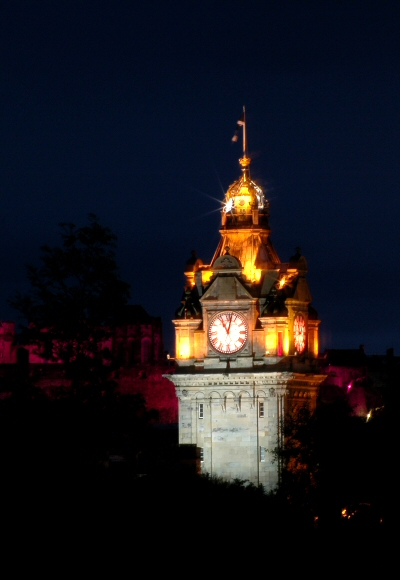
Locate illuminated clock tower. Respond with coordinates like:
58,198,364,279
165,110,326,491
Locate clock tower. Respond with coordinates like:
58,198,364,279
165,110,326,491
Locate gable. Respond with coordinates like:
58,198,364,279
201,274,253,302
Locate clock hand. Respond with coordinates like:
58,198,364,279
220,319,228,333
227,313,232,333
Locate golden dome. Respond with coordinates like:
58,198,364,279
223,155,267,215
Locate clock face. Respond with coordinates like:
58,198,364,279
208,311,248,354
294,313,306,354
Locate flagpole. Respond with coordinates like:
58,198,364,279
243,105,246,156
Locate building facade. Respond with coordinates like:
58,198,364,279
0,305,164,367
165,114,326,491
0,306,177,420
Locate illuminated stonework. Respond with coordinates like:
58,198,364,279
167,112,325,489
173,143,321,365
178,336,190,359
166,371,289,490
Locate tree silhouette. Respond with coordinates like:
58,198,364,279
9,213,131,392
275,398,386,531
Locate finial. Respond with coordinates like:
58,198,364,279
239,154,251,182
237,107,250,179
224,246,230,254
239,155,251,168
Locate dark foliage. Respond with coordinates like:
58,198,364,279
275,399,391,533
8,214,131,387
0,386,156,493
0,384,390,553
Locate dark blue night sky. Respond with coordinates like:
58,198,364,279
1,1,400,356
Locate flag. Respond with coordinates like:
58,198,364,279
232,112,245,142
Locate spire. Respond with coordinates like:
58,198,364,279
216,109,279,280
238,106,250,181
225,107,264,219
242,105,247,156
239,152,251,183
